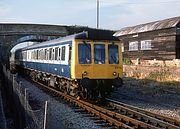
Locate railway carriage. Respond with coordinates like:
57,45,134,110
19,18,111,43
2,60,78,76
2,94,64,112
14,32,123,99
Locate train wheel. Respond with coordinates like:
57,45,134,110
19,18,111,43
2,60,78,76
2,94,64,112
84,88,88,99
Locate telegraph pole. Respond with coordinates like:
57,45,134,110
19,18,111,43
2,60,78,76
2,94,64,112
97,0,99,29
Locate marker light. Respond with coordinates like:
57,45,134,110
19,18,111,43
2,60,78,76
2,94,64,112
113,72,117,76
83,71,88,76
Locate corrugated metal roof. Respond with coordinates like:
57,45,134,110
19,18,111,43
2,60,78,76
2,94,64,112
114,17,180,37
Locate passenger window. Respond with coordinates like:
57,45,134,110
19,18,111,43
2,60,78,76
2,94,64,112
45,49,47,60
31,51,33,60
36,50,39,60
49,48,52,60
39,50,41,60
41,49,44,60
31,51,33,59
58,48,61,60
94,44,105,64
61,46,66,61
52,48,55,60
33,51,35,59
47,49,49,60
69,46,72,63
78,44,91,64
35,50,36,60
55,47,58,60
108,44,119,64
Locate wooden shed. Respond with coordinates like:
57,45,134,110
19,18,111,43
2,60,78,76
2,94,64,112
114,17,180,65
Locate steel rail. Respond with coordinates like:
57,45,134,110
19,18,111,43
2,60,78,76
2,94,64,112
33,80,174,129
78,99,159,129
106,98,180,129
34,81,133,128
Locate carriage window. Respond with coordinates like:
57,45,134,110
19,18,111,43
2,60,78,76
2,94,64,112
49,48,52,60
35,50,36,59
94,44,105,64
42,49,44,60
78,44,91,64
52,48,55,60
58,48,61,60
32,51,34,59
42,49,46,60
36,50,38,59
36,50,38,60
61,46,66,61
31,51,32,59
39,50,40,60
45,49,47,60
55,47,58,60
47,49,49,60
26,51,28,59
39,50,41,60
69,46,72,63
108,44,119,64
34,50,36,60
41,49,44,60
32,51,33,59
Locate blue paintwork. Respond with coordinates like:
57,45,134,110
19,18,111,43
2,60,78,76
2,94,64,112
17,40,73,78
21,61,71,78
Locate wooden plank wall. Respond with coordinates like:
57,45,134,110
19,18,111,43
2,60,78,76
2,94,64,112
176,28,180,58
120,28,177,60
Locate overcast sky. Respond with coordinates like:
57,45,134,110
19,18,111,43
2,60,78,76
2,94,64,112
0,0,180,30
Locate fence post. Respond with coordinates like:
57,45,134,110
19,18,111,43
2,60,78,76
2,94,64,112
43,101,48,129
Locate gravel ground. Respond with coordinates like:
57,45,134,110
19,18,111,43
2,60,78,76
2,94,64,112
110,77,180,120
16,75,111,129
16,75,180,128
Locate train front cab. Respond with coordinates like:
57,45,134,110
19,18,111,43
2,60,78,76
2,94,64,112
71,39,123,98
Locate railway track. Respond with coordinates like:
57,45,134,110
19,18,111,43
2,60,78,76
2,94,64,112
106,98,180,129
33,80,180,129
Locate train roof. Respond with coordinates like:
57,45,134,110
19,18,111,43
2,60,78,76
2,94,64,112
21,31,120,50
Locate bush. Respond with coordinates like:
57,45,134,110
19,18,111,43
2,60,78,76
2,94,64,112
147,68,171,81
123,58,132,65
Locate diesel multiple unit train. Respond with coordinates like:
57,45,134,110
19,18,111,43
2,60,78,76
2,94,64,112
12,32,123,99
